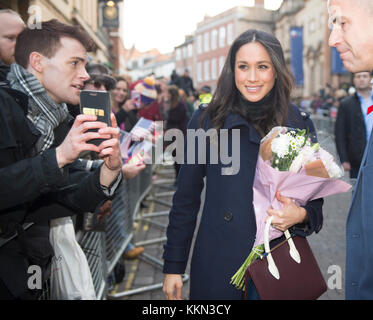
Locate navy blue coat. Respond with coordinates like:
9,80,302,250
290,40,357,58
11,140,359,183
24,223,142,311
163,104,324,300
346,129,373,299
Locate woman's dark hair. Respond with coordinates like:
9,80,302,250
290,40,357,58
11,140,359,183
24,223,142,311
15,19,96,69
202,29,294,136
167,85,180,109
114,76,130,106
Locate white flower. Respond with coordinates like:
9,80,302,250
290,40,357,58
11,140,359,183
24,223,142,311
319,147,343,178
271,134,291,158
327,162,343,179
295,135,305,146
299,146,316,164
290,138,298,151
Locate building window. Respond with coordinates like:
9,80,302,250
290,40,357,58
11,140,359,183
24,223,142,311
219,56,225,75
197,35,202,54
188,66,193,76
188,44,193,58
211,58,217,80
227,23,234,45
211,29,218,50
197,62,202,82
204,32,210,52
204,60,210,81
176,48,181,61
219,26,226,48
309,19,316,34
182,46,188,59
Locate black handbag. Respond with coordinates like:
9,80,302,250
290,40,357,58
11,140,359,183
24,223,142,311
245,216,327,300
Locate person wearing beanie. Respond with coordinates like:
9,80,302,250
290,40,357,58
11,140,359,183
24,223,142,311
134,76,158,107
116,77,158,131
137,77,162,121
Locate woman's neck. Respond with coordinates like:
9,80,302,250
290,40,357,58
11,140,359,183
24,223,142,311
112,102,120,113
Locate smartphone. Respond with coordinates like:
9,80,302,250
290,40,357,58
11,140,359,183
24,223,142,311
80,90,112,146
131,90,141,108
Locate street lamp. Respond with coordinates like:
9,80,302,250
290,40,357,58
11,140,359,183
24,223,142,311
106,1,116,7
99,0,123,29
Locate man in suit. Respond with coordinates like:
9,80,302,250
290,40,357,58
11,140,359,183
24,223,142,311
335,72,373,178
329,0,373,299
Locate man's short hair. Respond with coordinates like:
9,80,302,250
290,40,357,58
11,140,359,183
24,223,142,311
353,71,371,78
15,19,96,68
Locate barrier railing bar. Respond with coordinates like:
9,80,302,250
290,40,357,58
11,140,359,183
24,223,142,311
134,210,169,219
135,236,167,247
107,274,189,299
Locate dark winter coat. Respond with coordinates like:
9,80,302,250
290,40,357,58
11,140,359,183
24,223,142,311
115,108,139,132
166,102,188,134
163,104,323,300
0,86,113,298
0,61,10,83
335,93,367,169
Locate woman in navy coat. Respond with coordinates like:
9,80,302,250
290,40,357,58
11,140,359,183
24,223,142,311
162,29,323,300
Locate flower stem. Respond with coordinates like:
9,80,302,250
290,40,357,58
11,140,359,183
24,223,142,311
230,244,265,291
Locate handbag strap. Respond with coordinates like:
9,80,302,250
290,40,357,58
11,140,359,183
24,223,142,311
264,217,301,280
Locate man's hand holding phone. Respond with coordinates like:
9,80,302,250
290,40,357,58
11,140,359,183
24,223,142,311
56,114,110,168
97,113,123,187
56,90,123,189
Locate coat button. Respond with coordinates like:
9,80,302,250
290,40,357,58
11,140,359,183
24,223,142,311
224,212,233,222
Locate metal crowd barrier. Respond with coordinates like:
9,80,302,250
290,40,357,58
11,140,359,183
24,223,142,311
38,162,155,300
78,164,154,300
107,163,189,299
310,114,335,136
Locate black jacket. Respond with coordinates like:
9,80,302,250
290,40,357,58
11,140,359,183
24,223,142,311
0,61,10,83
166,102,188,134
178,76,195,96
335,93,366,168
0,86,112,298
115,109,138,132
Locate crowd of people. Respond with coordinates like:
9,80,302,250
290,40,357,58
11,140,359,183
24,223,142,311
0,8,215,300
2,0,373,301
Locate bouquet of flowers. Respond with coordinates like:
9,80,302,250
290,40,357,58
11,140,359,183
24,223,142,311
230,126,352,291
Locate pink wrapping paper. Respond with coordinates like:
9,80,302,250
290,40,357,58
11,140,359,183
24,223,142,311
252,155,352,247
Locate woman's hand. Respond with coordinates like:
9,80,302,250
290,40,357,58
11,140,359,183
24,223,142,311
122,162,146,180
163,274,183,300
123,99,136,112
266,191,307,231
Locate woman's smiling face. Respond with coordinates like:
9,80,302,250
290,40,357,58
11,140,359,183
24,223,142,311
234,41,276,103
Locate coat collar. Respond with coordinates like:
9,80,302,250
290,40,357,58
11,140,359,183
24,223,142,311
223,112,262,145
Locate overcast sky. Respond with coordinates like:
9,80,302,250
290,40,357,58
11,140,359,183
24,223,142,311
120,0,283,53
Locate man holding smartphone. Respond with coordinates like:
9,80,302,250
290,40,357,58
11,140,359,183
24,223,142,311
0,19,122,299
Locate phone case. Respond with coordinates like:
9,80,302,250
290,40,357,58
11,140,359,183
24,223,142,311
80,90,112,146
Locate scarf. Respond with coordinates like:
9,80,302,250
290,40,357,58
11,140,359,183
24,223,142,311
236,87,276,136
7,63,71,152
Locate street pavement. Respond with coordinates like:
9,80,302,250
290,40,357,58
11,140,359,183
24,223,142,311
110,125,353,300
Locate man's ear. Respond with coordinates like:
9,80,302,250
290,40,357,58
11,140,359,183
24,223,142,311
28,52,45,74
